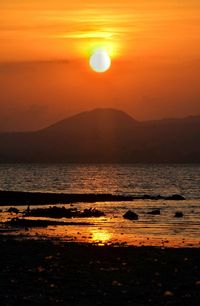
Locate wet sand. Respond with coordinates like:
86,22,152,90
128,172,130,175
1,237,200,306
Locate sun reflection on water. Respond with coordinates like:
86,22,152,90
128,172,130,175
90,229,112,246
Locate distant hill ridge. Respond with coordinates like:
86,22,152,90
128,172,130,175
0,108,200,163
40,108,138,133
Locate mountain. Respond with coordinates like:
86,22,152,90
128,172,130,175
0,108,200,163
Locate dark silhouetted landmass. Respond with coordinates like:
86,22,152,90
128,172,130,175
0,108,200,163
0,190,185,206
24,206,105,218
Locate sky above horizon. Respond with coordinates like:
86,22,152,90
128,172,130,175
0,0,200,131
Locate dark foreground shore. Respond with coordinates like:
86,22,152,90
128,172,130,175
0,238,200,306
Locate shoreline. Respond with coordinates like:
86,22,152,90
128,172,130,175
1,237,200,305
0,190,185,206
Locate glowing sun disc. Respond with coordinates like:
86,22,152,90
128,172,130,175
89,50,111,73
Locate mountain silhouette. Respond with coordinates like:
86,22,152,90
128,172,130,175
0,108,200,163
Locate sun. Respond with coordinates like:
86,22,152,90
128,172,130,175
89,49,111,73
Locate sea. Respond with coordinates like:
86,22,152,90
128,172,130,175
0,163,200,247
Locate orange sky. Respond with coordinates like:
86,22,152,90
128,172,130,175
0,0,200,131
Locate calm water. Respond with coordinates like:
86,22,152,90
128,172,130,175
0,164,200,247
0,163,200,198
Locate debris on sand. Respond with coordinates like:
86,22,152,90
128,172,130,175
7,207,19,214
164,290,174,297
147,209,161,215
123,210,139,220
81,208,105,217
174,212,184,218
169,194,185,200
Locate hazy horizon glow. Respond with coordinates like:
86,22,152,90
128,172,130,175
0,0,200,131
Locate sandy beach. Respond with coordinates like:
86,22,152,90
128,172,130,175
1,237,200,306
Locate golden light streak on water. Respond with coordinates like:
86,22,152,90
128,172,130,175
90,229,112,245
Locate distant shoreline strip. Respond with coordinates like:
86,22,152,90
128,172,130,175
0,191,185,206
